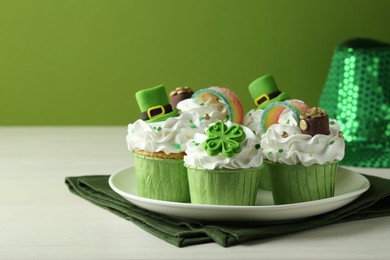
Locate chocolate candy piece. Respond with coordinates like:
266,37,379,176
299,107,330,136
169,87,194,109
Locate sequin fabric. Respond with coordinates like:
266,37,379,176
319,38,390,168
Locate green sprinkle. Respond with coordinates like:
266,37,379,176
255,144,261,150
268,151,272,155
199,102,204,106
191,140,200,146
278,148,284,153
199,117,205,121
329,140,335,145
174,143,181,149
154,126,161,132
190,123,197,128
131,128,135,133
330,121,335,125
286,119,290,125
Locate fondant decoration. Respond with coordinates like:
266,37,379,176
203,121,246,158
135,85,178,123
248,74,290,109
169,86,194,109
260,100,310,133
299,107,330,136
192,86,244,124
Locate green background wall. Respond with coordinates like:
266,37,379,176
1,0,389,125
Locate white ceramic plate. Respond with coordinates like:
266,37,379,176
109,166,370,222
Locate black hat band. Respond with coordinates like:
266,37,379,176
255,91,281,106
141,104,173,121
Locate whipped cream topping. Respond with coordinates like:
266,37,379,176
243,108,264,135
126,113,195,154
177,97,228,132
261,119,345,166
184,122,263,170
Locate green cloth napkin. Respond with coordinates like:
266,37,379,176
65,174,390,247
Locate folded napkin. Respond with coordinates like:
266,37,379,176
65,174,390,247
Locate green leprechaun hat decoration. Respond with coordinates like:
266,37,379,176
319,38,390,168
248,74,290,110
135,85,179,123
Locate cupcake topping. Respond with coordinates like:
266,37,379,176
184,121,263,169
126,113,195,154
169,86,194,109
203,121,246,158
135,85,179,123
192,86,244,124
176,96,228,131
299,107,330,136
260,120,345,166
169,86,193,96
260,100,311,134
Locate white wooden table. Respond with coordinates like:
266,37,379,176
1,127,389,259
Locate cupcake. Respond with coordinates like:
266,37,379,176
184,120,263,205
260,103,345,204
126,85,193,202
243,75,303,190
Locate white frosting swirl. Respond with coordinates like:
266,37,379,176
126,113,195,154
243,108,264,136
184,122,263,169
261,119,345,166
177,97,228,132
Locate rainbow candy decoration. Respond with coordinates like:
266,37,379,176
192,86,244,124
260,100,310,133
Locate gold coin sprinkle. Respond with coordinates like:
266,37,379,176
281,131,288,138
204,113,210,120
299,119,308,131
338,131,343,137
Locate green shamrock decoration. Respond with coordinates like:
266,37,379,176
203,121,246,158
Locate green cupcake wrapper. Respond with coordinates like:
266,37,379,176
268,161,338,205
185,165,262,206
258,162,272,191
133,153,190,203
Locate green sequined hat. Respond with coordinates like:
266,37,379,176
135,85,179,123
319,38,390,168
